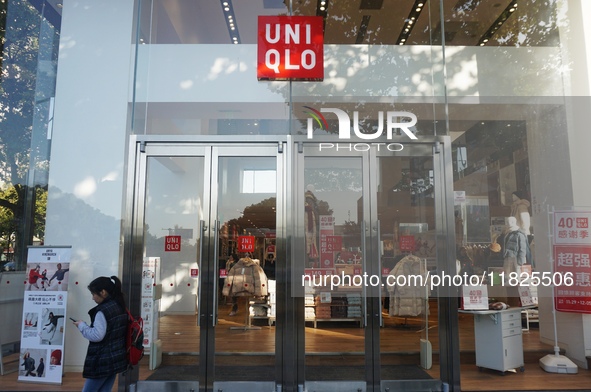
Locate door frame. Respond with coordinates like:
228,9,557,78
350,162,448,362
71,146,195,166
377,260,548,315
121,134,459,392
290,135,459,392
121,135,288,392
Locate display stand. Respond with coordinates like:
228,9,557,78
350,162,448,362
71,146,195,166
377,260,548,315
539,207,579,374
230,297,261,331
459,308,525,373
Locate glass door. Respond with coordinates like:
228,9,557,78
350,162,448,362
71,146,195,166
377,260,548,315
373,143,446,392
132,143,211,391
129,140,283,392
294,138,451,391
211,145,282,392
295,144,370,392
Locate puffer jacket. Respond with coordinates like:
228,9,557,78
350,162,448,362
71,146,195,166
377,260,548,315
82,297,128,378
503,230,528,266
223,257,268,297
387,255,429,317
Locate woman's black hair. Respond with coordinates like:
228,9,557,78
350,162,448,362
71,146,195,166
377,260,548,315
231,253,238,261
87,275,126,310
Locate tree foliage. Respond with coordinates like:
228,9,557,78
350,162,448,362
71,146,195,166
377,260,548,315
0,1,53,268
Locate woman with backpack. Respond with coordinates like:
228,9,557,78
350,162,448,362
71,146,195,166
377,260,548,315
72,276,128,392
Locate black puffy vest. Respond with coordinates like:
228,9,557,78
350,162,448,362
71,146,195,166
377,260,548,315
82,297,128,378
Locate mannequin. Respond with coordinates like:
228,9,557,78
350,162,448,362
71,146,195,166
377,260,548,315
503,216,528,275
304,187,319,265
510,191,531,235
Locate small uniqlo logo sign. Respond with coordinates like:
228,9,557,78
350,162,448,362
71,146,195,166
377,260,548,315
257,16,324,81
165,235,181,252
576,218,589,228
238,236,255,252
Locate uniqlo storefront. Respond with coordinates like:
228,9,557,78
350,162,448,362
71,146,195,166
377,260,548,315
30,1,591,392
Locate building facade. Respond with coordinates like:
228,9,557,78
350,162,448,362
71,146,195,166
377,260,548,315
2,0,591,391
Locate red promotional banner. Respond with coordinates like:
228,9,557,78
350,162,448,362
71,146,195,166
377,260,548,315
257,16,324,81
553,211,591,314
553,245,591,313
319,215,336,268
238,235,255,252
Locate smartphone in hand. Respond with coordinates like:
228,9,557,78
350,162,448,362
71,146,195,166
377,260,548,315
69,317,77,322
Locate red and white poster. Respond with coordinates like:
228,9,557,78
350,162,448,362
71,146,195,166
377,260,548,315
257,16,324,81
553,211,591,313
319,215,339,268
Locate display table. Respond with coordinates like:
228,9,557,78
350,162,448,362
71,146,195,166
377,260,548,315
459,308,525,373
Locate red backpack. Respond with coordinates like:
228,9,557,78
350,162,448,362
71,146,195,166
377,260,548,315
125,309,144,367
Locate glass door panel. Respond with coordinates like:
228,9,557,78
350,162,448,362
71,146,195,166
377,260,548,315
212,145,280,389
296,140,447,391
377,153,435,383
299,147,368,388
213,155,277,377
141,152,209,382
134,143,282,391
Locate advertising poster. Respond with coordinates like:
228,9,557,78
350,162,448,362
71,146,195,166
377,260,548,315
319,215,336,269
19,246,71,385
141,257,160,351
553,211,591,313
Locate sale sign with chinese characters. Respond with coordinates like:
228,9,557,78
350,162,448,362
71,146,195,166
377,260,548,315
319,215,339,268
553,210,591,313
553,211,591,245
257,16,324,81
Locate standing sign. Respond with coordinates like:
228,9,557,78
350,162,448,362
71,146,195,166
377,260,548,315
141,257,162,370
19,246,71,385
553,211,591,313
257,16,324,81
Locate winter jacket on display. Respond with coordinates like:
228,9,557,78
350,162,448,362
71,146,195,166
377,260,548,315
223,257,268,297
503,230,528,266
387,254,429,317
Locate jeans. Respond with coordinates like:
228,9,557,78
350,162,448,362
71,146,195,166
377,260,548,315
82,374,117,392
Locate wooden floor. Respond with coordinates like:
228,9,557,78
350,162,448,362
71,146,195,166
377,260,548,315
2,301,591,391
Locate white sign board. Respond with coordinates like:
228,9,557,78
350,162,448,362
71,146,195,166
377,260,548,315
18,246,71,385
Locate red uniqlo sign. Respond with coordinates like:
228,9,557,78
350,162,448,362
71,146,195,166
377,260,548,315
165,235,181,252
257,16,324,81
238,235,255,252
